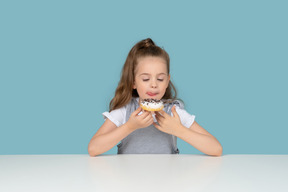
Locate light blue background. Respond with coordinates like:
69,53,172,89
1,0,287,155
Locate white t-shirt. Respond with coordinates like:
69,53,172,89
102,100,196,129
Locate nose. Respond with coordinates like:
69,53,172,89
151,79,157,88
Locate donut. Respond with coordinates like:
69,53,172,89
140,99,164,111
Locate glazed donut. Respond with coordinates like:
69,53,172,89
140,99,164,111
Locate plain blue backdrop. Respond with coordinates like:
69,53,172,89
1,0,287,155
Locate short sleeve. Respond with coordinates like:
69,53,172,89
174,105,196,128
102,106,126,127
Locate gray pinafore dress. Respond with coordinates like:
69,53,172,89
117,97,183,154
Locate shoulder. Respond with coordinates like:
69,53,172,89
102,105,127,127
171,99,184,109
102,97,138,127
110,105,127,117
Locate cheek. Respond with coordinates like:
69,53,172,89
138,83,148,91
161,80,169,89
135,81,146,91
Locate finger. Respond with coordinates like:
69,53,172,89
155,115,163,125
147,118,154,125
153,122,161,130
144,117,154,127
155,112,165,120
156,110,166,118
133,107,143,116
172,105,180,119
143,113,153,122
141,111,151,119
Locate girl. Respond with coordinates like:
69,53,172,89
88,38,223,156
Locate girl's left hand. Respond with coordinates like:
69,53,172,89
153,105,183,135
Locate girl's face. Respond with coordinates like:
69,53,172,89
133,56,170,101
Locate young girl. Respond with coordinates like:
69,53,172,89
88,38,223,156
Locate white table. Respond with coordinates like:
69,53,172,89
0,154,287,192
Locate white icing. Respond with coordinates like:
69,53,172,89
141,100,163,109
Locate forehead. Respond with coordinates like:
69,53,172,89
135,56,167,74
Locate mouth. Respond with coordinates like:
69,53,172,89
146,92,158,96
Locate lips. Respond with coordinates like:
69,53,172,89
147,92,158,96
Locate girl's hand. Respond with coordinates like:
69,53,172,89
126,107,154,131
153,105,183,135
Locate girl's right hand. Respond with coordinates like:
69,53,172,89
126,107,154,131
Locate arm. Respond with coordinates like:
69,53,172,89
88,119,134,157
154,106,223,156
175,121,223,156
88,107,154,156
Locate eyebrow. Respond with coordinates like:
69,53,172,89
139,73,167,76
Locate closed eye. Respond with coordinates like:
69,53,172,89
142,79,164,82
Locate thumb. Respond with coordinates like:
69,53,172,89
172,105,180,119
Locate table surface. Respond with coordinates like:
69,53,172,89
1,154,288,192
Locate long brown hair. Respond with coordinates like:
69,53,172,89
109,38,178,111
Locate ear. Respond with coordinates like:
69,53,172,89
133,81,136,89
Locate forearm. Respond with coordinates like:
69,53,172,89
88,123,134,156
175,126,223,156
